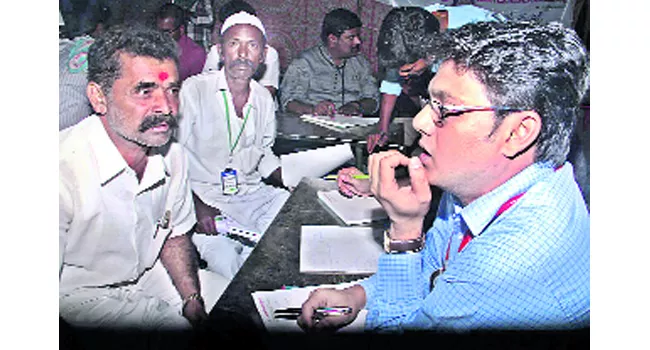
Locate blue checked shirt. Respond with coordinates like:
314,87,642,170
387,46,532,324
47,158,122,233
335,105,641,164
359,162,590,332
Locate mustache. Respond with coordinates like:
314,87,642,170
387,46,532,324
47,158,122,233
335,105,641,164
138,113,178,132
228,59,255,69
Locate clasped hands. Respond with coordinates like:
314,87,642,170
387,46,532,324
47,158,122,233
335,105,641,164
299,150,432,331
313,100,363,117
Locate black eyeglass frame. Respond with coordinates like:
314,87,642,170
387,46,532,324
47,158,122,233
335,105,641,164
426,99,523,127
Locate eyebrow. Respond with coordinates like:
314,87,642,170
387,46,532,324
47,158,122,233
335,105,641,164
134,81,157,92
429,89,464,105
134,81,180,92
429,89,449,101
226,37,261,44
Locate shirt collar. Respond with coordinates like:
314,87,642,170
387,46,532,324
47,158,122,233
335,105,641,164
215,68,261,112
177,34,191,48
86,115,169,188
458,162,557,237
317,43,345,68
138,147,170,193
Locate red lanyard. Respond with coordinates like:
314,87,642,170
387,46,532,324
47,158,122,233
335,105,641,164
432,165,562,290
444,192,526,264
430,192,526,291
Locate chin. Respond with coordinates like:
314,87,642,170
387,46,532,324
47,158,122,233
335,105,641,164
140,134,172,148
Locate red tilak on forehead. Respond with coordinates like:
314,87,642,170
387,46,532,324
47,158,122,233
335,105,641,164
158,71,169,81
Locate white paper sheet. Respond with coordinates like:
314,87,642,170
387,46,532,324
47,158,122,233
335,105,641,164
300,114,379,130
252,281,368,333
281,143,354,187
317,190,388,225
300,225,383,274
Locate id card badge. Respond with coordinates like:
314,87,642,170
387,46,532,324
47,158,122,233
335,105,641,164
221,168,239,195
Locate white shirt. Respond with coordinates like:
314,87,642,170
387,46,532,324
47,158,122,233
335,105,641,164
59,116,196,293
202,44,280,89
177,69,280,206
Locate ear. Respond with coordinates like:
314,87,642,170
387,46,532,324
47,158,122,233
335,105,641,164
260,45,267,64
500,111,542,159
327,33,338,47
216,42,223,57
87,81,108,116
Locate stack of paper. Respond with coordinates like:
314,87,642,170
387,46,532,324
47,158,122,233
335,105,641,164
300,225,382,274
317,190,387,225
300,114,379,131
252,280,368,332
281,144,354,188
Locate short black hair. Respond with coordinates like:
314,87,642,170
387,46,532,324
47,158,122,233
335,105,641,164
218,0,257,22
71,4,112,38
427,21,590,166
88,25,179,95
377,7,440,71
320,8,362,44
156,3,187,30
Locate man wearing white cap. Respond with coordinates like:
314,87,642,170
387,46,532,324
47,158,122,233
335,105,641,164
202,0,281,104
177,12,290,280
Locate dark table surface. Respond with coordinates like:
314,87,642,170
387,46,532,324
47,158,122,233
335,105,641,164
209,177,382,330
273,112,404,172
275,112,403,144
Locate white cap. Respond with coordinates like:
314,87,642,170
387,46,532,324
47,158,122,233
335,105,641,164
220,11,266,38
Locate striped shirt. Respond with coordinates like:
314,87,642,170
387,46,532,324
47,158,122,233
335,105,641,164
59,36,94,130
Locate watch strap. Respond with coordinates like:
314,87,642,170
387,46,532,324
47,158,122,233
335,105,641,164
383,229,424,254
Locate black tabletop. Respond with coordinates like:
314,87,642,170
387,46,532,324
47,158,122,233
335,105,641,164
274,112,403,144
209,178,375,327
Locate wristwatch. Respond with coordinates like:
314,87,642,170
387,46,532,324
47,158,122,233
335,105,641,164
383,229,425,254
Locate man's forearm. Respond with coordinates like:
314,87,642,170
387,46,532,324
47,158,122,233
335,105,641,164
378,94,398,132
285,100,314,115
160,234,201,302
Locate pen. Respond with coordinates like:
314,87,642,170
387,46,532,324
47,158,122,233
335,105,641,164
314,306,353,317
273,306,353,320
323,174,370,180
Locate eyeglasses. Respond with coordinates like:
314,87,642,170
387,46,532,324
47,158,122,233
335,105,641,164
161,24,181,35
425,99,522,127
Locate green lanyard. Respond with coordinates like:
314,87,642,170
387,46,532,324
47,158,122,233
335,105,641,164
222,90,252,156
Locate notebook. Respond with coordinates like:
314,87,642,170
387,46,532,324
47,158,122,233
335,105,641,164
317,190,387,225
299,225,383,274
280,144,354,188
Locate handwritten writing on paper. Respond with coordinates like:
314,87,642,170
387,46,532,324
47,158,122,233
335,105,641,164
300,226,383,274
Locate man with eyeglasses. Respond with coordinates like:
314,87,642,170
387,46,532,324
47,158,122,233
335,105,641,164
299,20,590,333
156,3,207,82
